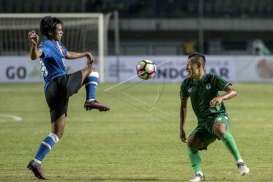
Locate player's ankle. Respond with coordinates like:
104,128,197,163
195,171,203,176
236,159,244,163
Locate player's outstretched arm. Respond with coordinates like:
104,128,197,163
66,51,95,65
180,97,188,143
210,85,237,107
28,31,42,60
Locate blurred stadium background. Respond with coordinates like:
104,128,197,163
1,0,273,56
1,0,273,83
1,0,273,181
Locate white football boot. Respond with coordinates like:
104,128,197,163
189,171,204,182
237,160,250,176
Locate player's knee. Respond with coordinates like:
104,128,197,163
187,141,195,149
86,65,93,74
187,138,199,150
213,124,226,138
88,71,99,78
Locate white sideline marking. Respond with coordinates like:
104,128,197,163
0,114,23,122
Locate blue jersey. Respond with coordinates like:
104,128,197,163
39,39,68,90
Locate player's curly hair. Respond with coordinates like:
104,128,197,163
188,52,206,68
40,16,63,38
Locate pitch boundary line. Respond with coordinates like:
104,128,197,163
0,113,23,122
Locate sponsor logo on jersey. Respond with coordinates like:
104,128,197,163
205,83,211,90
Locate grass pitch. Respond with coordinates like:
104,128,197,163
0,83,272,181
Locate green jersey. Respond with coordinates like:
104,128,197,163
180,73,231,121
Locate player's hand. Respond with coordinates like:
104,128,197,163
28,31,39,46
86,52,95,65
180,129,187,143
210,96,223,107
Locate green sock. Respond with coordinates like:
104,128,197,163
187,147,201,173
222,132,241,161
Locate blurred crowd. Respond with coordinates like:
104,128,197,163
1,0,273,18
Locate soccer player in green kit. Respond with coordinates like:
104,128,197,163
180,53,250,182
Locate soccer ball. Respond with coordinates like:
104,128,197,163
136,59,157,80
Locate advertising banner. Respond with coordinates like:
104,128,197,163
0,56,86,83
236,56,273,82
1,56,273,83
106,56,235,82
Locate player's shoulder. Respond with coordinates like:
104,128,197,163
181,77,192,87
203,73,229,87
39,39,54,57
203,73,218,83
39,39,53,47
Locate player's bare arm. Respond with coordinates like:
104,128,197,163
210,85,237,107
180,96,188,143
66,51,95,64
28,31,42,60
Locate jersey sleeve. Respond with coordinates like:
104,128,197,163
38,43,50,59
180,80,189,98
213,74,232,91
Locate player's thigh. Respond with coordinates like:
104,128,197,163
45,80,59,109
66,71,83,96
80,65,94,84
188,126,216,150
49,95,69,123
45,78,69,123
213,114,230,137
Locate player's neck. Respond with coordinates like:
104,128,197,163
47,36,58,41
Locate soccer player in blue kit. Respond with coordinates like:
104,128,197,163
27,16,110,179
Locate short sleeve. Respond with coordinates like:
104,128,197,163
213,74,231,91
180,80,189,98
38,43,50,59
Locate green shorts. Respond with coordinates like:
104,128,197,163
188,113,230,150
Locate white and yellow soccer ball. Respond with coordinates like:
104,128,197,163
136,59,157,80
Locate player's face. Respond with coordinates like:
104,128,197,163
186,59,202,79
53,24,63,41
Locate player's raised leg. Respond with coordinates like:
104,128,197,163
80,64,110,111
213,121,250,176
